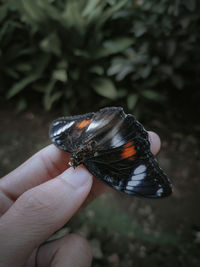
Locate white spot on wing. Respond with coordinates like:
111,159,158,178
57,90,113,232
127,180,141,187
131,172,146,181
53,121,61,126
134,165,147,175
53,121,74,136
111,133,124,147
86,121,100,131
156,188,163,196
126,185,133,190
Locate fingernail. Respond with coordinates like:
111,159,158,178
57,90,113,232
61,167,92,188
148,131,161,155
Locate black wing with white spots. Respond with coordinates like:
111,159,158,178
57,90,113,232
49,107,172,198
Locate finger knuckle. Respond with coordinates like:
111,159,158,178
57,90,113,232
17,189,53,214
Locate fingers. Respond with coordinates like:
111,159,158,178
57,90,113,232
0,131,161,214
0,144,69,204
0,131,161,266
148,131,161,155
80,175,108,209
35,234,92,267
0,167,93,267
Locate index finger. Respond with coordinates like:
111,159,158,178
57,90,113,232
0,145,70,201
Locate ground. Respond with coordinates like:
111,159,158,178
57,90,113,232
0,104,200,267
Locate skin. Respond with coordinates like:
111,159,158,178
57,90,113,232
0,131,160,267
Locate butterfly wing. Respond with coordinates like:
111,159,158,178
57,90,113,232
50,107,172,198
49,107,126,152
49,112,95,152
84,152,172,198
83,113,172,198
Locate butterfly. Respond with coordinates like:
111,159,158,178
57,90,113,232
49,107,172,198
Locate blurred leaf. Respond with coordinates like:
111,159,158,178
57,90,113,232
82,0,101,17
171,74,184,89
4,68,19,79
53,69,67,82
127,93,138,109
43,79,60,110
62,0,85,33
37,0,62,22
107,0,117,5
117,88,127,98
15,63,32,73
133,21,147,37
0,4,8,21
16,98,27,113
0,20,9,41
20,0,45,22
116,65,133,80
70,69,79,80
167,40,176,58
7,54,50,98
93,78,118,99
46,91,62,110
182,0,196,11
107,58,125,76
160,65,173,76
108,57,134,80
7,73,40,99
138,65,152,79
74,49,90,58
96,38,134,58
98,0,129,28
89,66,104,75
40,33,61,56
141,90,166,101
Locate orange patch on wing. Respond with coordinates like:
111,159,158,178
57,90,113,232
121,141,136,159
76,119,92,129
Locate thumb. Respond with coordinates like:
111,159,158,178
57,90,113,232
0,167,93,267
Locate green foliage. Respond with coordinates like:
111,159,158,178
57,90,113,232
0,0,200,113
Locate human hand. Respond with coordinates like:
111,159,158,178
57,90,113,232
0,131,160,267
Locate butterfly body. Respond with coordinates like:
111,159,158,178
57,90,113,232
69,140,97,168
50,107,172,198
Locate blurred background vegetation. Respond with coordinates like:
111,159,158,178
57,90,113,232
1,0,200,124
0,0,200,266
